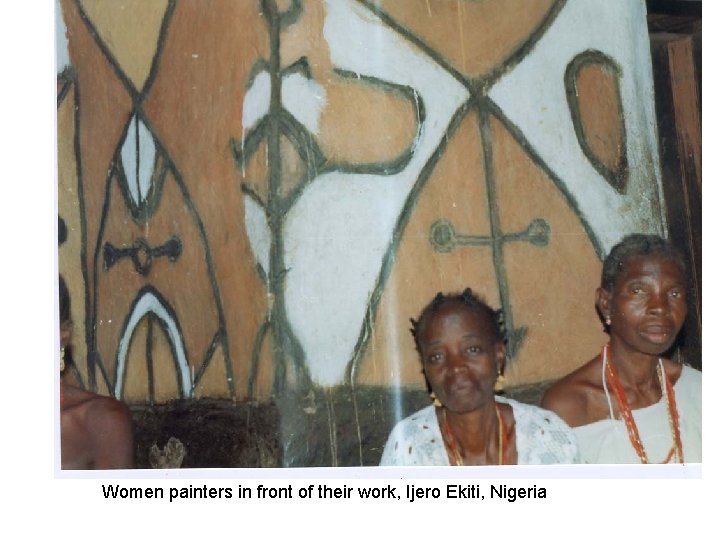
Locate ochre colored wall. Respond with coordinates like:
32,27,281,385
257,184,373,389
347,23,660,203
57,0,664,404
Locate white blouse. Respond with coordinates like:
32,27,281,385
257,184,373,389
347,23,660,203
380,396,580,466
574,365,701,464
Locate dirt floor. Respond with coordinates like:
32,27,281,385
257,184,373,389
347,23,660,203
130,382,553,469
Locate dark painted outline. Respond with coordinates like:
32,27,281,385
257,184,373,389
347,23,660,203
483,97,606,258
343,0,570,383
232,71,425,212
247,317,271,398
63,62,96,391
103,235,182,276
57,67,75,109
564,49,628,194
74,0,235,399
233,0,432,398
115,284,190,400
477,106,527,358
73,0,177,98
113,111,170,223
57,65,93,391
345,101,474,386
477,0,568,90
146,314,155,405
192,331,222,396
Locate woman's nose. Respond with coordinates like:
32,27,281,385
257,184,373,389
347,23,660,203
448,352,466,371
647,292,669,314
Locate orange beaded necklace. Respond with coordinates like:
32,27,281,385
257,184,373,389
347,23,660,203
602,344,684,464
440,403,507,465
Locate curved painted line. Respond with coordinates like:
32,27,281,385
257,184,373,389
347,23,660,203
328,69,426,176
163,153,236,399
564,50,628,193
57,70,75,109
114,109,169,224
479,0,567,89
346,102,472,385
140,0,177,96
73,0,177,99
486,0,663,253
114,287,191,399
279,0,470,387
278,0,302,29
484,97,605,258
120,113,156,206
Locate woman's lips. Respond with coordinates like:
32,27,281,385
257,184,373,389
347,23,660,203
448,379,474,394
640,324,674,343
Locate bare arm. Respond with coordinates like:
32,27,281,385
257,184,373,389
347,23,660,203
541,382,589,429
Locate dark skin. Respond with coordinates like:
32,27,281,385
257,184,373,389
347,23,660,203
60,319,134,469
541,256,687,428
418,301,517,465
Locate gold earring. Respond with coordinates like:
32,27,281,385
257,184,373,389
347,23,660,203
429,392,442,407
60,347,66,373
494,372,506,393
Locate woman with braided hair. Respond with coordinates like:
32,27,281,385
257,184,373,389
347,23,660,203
380,288,579,466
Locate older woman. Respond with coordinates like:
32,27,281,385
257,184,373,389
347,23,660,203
380,288,579,466
59,275,135,469
541,234,701,463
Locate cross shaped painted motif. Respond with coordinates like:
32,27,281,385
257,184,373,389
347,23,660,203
428,216,551,360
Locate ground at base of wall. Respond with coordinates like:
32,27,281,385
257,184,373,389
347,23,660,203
130,381,553,469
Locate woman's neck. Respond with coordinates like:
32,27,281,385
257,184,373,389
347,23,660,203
607,339,662,393
444,401,498,455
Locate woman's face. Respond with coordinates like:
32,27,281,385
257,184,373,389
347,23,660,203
599,255,687,357
418,302,504,413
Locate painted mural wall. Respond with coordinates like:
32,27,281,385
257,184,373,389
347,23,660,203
57,0,665,411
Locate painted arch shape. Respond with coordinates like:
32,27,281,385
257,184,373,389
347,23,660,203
114,287,192,399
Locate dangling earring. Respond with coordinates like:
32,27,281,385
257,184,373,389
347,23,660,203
60,347,66,373
429,392,442,407
494,372,506,393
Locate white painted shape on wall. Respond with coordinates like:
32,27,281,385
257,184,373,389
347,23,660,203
243,71,326,135
115,290,191,399
243,195,271,276
282,73,326,135
242,71,270,130
56,0,70,73
379,284,405,425
120,114,156,205
487,0,663,254
275,0,469,386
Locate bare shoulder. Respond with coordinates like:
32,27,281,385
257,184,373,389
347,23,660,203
541,356,604,428
84,394,135,468
84,394,134,441
65,386,132,427
85,393,132,422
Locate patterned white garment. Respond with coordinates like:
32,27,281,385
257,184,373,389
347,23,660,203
380,396,580,466
573,365,701,464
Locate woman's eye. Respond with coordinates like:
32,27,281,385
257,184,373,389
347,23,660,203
669,289,683,299
427,353,444,364
467,346,481,354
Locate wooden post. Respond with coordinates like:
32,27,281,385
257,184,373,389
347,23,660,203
650,31,701,369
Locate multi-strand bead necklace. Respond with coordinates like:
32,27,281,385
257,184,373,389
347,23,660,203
603,344,683,464
440,403,508,466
